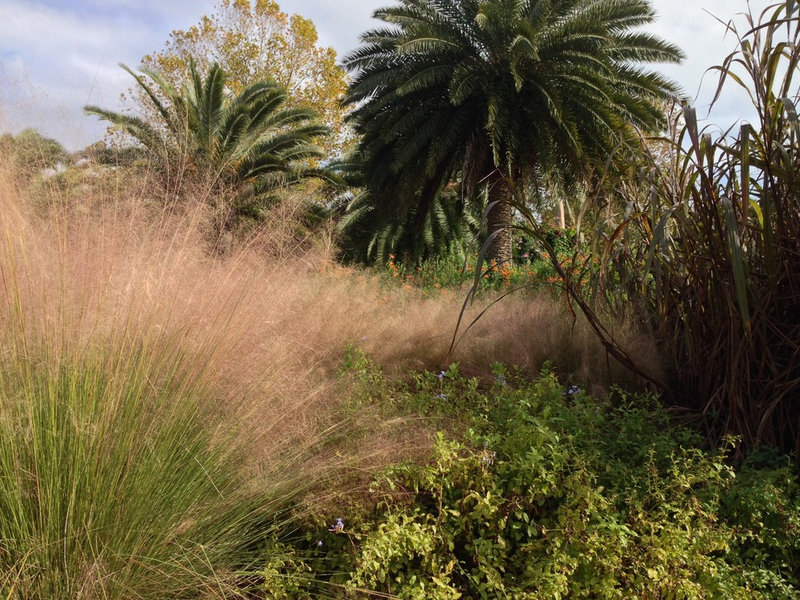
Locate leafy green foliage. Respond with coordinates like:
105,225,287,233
373,227,593,305
336,175,483,265
0,128,68,178
720,448,800,591
270,355,800,598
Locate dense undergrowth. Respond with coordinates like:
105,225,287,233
1,166,799,597
264,352,800,599
378,227,578,296
3,146,799,597
2,137,798,598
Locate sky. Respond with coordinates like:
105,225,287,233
0,0,778,151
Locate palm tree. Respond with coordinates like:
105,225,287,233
343,0,684,264
332,153,482,263
85,61,329,227
338,181,483,264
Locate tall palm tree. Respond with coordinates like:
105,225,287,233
343,0,684,264
86,61,329,225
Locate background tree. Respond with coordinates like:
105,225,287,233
138,0,348,155
86,61,328,234
77,140,148,168
343,0,684,265
0,129,67,175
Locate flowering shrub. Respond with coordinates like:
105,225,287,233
379,229,598,303
383,249,559,295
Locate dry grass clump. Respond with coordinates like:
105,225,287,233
0,161,418,597
2,154,661,407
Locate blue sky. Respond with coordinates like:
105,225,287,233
0,0,775,150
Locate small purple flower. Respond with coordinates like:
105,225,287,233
495,373,507,386
328,517,344,533
481,443,496,468
437,370,446,380
564,385,581,397
435,393,447,400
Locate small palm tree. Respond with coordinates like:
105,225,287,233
344,0,684,264
86,61,329,228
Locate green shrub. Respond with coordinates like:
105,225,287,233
721,450,800,597
382,247,553,294
283,359,800,599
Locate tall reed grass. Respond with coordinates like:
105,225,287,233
516,1,800,454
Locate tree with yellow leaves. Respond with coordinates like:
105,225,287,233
139,0,348,155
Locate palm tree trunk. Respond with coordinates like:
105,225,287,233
486,171,513,266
